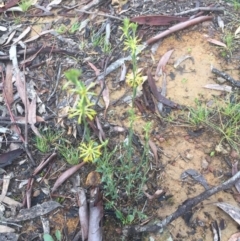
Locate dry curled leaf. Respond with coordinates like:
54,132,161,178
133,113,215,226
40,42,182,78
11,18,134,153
78,188,88,241
51,162,85,193
131,15,188,26
155,49,174,77
214,202,240,225
0,149,23,168
228,232,240,241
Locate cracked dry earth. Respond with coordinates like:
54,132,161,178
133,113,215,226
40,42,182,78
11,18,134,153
0,0,240,241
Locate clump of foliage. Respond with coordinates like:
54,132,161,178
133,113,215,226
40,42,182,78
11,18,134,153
19,0,33,12
188,95,240,153
92,19,152,224
43,230,62,241
35,129,62,153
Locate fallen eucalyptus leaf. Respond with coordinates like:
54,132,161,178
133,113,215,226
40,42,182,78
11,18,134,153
214,202,240,225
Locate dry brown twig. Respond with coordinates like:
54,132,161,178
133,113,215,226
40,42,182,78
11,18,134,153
174,7,224,16
122,171,240,237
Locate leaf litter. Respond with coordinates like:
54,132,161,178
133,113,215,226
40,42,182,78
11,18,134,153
0,0,240,240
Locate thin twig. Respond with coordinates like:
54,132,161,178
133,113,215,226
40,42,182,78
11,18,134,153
1,69,25,144
47,63,61,101
75,9,123,21
211,67,240,88
23,47,35,165
174,7,224,16
94,57,110,108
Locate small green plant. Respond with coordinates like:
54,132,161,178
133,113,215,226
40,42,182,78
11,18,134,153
233,0,240,10
121,18,141,99
94,122,151,223
95,19,151,224
35,135,49,153
58,145,80,165
115,208,147,225
35,129,62,153
188,99,210,125
210,151,215,157
224,32,235,55
91,32,112,53
64,69,96,126
224,0,240,10
69,21,80,34
56,24,68,34
213,100,240,151
43,230,62,241
187,47,192,53
181,78,188,84
19,0,32,12
187,95,240,152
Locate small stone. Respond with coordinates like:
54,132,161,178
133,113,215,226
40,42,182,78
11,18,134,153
215,144,228,154
217,77,226,84
201,159,209,170
186,152,193,160
86,171,101,186
33,189,40,197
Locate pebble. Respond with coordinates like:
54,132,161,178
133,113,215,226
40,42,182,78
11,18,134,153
217,77,226,84
215,144,229,154
201,158,209,170
186,152,194,160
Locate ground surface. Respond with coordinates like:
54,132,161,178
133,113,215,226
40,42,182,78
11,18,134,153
0,0,240,241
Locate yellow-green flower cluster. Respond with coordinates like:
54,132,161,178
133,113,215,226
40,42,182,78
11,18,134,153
126,71,144,88
64,69,96,123
79,140,107,162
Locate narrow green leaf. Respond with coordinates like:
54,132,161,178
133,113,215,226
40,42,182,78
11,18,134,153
43,234,55,241
55,230,62,241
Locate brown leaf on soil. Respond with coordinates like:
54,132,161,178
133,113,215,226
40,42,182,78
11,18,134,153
99,80,110,118
13,26,31,45
51,162,86,193
77,188,88,241
88,62,100,76
33,152,57,176
147,70,179,108
131,15,188,26
214,202,240,225
228,232,240,241
88,187,103,241
95,116,106,141
147,15,213,45
3,63,14,106
0,0,20,12
142,81,155,112
0,149,23,168
155,49,174,77
204,35,227,48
